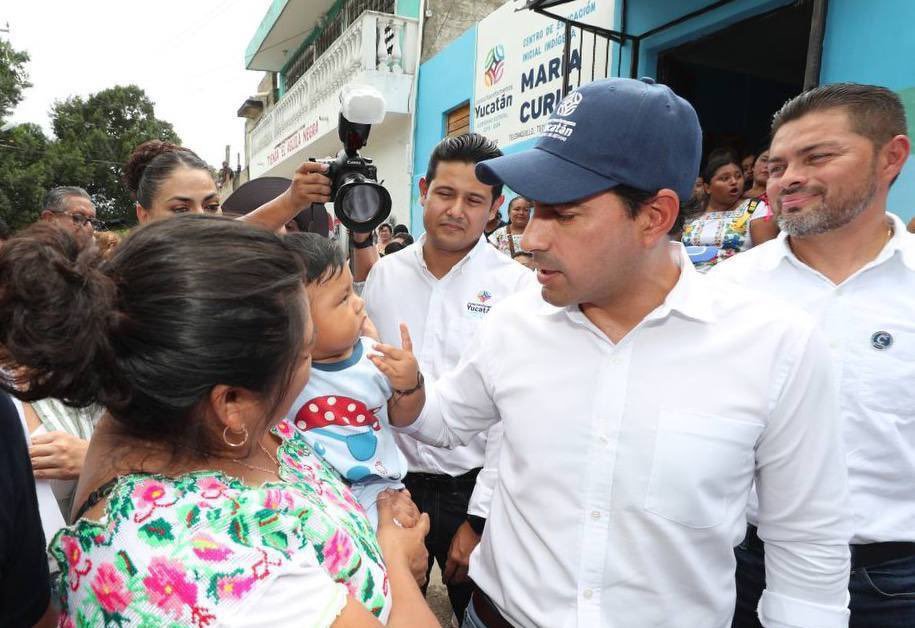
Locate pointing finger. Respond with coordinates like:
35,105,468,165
400,324,413,352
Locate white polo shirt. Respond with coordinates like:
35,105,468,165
399,245,851,628
713,213,915,544
363,235,536,515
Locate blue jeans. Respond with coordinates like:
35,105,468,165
462,598,488,628
733,527,915,628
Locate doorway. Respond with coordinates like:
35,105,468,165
657,1,814,163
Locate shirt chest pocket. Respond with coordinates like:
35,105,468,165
855,327,915,417
644,410,764,529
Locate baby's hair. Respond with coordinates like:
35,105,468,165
284,232,346,285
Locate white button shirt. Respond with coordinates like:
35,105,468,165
399,245,851,628
363,235,536,515
713,214,915,544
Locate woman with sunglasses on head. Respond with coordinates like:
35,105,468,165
0,216,439,627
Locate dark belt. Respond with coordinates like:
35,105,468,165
471,589,515,628
745,525,915,570
404,467,481,490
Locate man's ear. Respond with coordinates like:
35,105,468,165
639,189,679,244
489,194,505,221
418,177,429,205
880,134,911,186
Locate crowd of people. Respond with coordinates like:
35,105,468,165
0,77,913,628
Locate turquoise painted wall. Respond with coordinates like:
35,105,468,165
410,27,478,235
820,0,915,221
396,0,421,19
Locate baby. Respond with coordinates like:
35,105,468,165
284,233,421,528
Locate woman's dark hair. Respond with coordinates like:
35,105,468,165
392,224,409,235
703,153,743,184
123,140,212,209
393,233,414,246
0,215,307,456
425,133,504,200
284,232,346,285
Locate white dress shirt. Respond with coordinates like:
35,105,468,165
713,213,915,544
398,245,851,628
363,235,536,516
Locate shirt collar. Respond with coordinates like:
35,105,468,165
760,212,915,272
413,233,489,276
538,243,717,324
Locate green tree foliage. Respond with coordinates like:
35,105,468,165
0,39,186,229
0,38,31,120
49,85,181,225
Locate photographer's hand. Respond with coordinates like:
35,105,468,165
240,161,332,232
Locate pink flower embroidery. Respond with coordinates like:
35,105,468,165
275,420,294,440
143,557,197,618
90,563,132,614
132,479,175,523
190,533,234,562
62,536,82,568
61,535,92,591
322,529,354,574
262,489,295,511
196,476,228,500
216,574,256,600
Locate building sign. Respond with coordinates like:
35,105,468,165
265,119,321,168
473,0,614,147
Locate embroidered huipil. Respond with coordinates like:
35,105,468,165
49,421,391,627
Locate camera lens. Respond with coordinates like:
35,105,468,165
339,184,382,223
335,178,391,232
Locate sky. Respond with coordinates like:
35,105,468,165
3,0,273,168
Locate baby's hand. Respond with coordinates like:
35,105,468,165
369,324,421,393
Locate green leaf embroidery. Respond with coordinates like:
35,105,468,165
138,518,174,545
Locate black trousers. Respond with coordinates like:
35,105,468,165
404,468,481,623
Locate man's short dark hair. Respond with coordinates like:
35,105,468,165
283,232,345,285
392,224,409,235
42,186,92,214
613,184,658,219
378,223,393,234
772,83,908,149
425,133,504,201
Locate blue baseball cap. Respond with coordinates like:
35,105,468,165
476,77,702,204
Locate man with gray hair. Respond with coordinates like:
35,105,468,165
39,186,98,240
713,82,915,627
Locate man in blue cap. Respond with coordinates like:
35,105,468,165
377,77,851,627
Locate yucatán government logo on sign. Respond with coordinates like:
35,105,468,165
483,45,506,87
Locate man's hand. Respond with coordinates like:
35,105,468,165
29,431,89,480
443,521,481,584
285,161,332,210
370,324,421,392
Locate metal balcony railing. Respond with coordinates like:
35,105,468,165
249,10,416,159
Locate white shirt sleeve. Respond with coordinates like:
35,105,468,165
224,560,350,628
748,198,772,222
467,421,502,518
755,323,851,627
395,321,500,449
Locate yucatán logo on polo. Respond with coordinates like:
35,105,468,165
483,45,506,87
466,290,494,319
871,330,893,351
